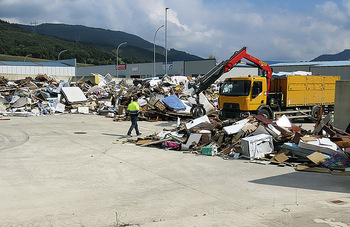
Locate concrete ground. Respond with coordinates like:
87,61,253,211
0,114,349,227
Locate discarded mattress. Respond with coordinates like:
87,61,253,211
162,95,186,111
282,142,320,158
61,87,87,103
298,138,343,157
320,153,350,168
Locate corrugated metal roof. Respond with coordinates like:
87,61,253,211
36,62,71,67
315,61,350,67
0,61,39,66
0,60,75,67
270,61,324,66
270,60,350,67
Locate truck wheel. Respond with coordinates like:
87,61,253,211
190,105,206,118
311,105,321,119
257,108,271,119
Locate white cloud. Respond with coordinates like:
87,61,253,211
316,1,347,23
1,0,350,61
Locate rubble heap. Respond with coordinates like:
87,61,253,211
0,74,218,120
1,74,350,175
133,113,350,175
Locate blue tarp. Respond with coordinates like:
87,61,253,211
162,95,186,111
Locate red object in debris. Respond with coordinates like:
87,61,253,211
254,115,274,124
287,126,302,133
331,200,344,204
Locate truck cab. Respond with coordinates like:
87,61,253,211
219,76,268,119
189,46,272,118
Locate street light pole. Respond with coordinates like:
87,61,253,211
154,25,164,78
24,54,32,62
116,42,127,78
165,7,169,76
58,50,67,60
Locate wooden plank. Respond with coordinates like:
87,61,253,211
312,113,331,135
300,137,317,142
254,115,274,124
140,138,171,147
136,139,154,145
296,164,330,173
274,153,289,163
307,152,327,164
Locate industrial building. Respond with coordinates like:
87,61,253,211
0,57,258,81
270,61,350,80
0,59,76,80
77,59,217,79
76,59,259,80
2,57,350,82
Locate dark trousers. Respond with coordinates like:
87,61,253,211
127,114,139,135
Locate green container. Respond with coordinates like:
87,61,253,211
201,146,212,156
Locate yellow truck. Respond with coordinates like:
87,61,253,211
189,46,340,120
218,74,340,119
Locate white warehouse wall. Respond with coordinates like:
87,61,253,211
0,65,75,80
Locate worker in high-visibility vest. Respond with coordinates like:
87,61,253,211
126,96,141,137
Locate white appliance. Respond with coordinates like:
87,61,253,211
241,134,274,160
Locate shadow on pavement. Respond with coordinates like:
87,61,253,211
250,171,350,193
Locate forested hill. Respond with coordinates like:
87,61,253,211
0,19,124,65
18,23,203,62
0,20,203,65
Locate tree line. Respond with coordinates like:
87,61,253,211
0,19,146,65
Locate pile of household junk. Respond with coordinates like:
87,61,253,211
1,73,349,175
133,113,350,175
0,74,217,119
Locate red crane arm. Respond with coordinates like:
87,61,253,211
224,47,273,92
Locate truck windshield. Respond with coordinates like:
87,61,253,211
220,80,251,96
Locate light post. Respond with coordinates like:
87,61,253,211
154,25,164,78
165,7,169,75
116,42,127,78
58,50,67,60
24,54,32,62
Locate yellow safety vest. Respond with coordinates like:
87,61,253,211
127,101,140,114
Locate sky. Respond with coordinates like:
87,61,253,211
1,0,350,62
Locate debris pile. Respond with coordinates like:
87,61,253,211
1,74,349,175
0,74,114,116
0,74,218,119
134,113,350,175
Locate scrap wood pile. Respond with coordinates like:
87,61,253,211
134,113,350,175
0,74,218,119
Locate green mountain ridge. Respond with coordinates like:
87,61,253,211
18,23,203,62
0,19,203,65
0,19,123,65
311,49,350,61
